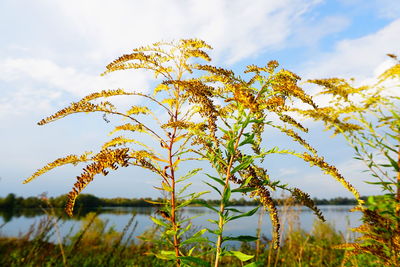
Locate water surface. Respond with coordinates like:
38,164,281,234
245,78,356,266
0,205,361,243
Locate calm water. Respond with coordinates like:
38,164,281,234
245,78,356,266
0,205,361,243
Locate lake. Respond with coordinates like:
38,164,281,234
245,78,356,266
0,205,361,244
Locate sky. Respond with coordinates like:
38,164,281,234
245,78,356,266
1,0,399,200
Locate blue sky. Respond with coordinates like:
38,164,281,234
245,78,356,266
1,0,399,200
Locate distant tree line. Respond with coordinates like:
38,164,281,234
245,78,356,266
0,193,369,210
0,193,154,210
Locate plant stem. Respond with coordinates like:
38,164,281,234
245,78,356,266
214,124,247,267
214,158,234,267
168,104,181,266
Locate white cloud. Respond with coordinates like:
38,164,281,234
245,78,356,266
38,0,322,64
302,19,400,80
0,58,152,118
0,58,150,96
1,0,334,118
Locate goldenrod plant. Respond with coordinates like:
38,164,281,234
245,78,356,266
24,39,363,267
192,60,362,266
299,54,400,265
24,39,217,266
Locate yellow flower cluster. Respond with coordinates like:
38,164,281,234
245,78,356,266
279,127,317,155
308,78,363,101
172,79,218,137
23,152,92,184
250,187,280,249
126,105,150,116
66,148,130,216
300,153,362,203
130,150,160,173
231,87,259,112
38,101,115,125
279,114,308,132
273,70,317,108
161,121,190,129
82,89,133,102
238,166,280,248
109,123,145,135
264,96,285,111
195,64,233,78
292,188,325,221
180,38,212,50
102,136,135,149
102,52,151,76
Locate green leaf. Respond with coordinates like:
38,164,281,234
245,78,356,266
179,214,204,224
155,250,176,260
364,181,394,186
243,262,259,267
179,228,208,244
240,116,251,128
177,183,192,196
239,133,255,147
194,199,219,213
249,118,264,124
179,256,211,267
177,223,192,238
222,251,254,261
378,141,397,153
188,247,196,256
227,206,259,221
205,174,225,186
207,219,219,225
225,207,242,213
218,126,230,136
379,164,394,168
242,176,253,187
162,181,173,192
223,235,258,242
222,184,231,206
231,157,254,174
192,228,207,238
150,216,168,227
165,229,177,236
203,181,222,196
207,228,222,235
178,191,210,208
227,139,235,156
144,199,164,205
181,237,210,245
177,168,202,182
384,152,399,172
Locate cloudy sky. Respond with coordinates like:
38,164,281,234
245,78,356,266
1,0,399,200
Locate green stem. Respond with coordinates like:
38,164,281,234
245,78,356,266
169,113,181,267
214,121,247,267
